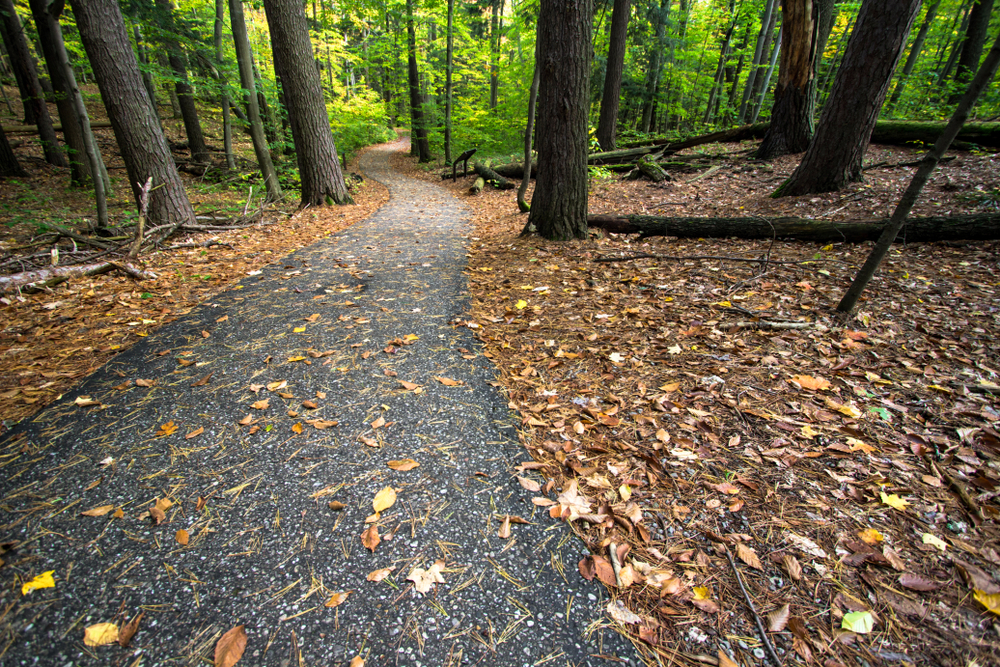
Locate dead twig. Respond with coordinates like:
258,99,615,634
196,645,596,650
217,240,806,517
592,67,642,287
594,253,845,265
733,320,815,330
723,546,782,667
923,453,985,523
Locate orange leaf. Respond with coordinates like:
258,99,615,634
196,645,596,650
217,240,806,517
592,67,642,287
366,567,395,582
361,525,380,552
185,427,204,440
434,376,463,386
81,505,115,517
251,399,269,410
387,459,420,471
156,421,179,436
325,591,352,608
790,374,831,391
371,416,386,429
214,625,247,667
175,529,189,545
292,423,303,434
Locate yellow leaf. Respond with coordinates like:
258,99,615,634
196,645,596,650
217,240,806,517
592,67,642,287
880,490,910,510
973,589,1000,615
387,459,419,471
841,610,874,634
175,529,189,545
373,487,397,513
515,299,527,309
692,586,711,601
83,622,119,647
292,423,303,434
922,532,948,551
325,591,352,608
156,421,179,436
81,505,115,517
287,355,306,362
859,528,883,544
293,327,306,333
21,570,55,595
619,484,632,501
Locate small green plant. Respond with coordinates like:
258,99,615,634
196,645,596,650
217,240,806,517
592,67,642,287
588,164,616,183
958,187,1000,211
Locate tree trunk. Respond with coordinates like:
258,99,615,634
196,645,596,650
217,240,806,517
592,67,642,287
0,127,26,177
886,0,941,113
640,0,670,133
527,0,592,241
756,1,818,159
587,212,1000,243
703,14,737,125
840,28,1000,312
262,0,352,205
489,0,500,109
748,4,780,123
70,0,193,228
229,0,281,200
445,0,454,165
737,0,777,125
405,0,431,162
596,0,630,150
215,0,235,170
132,25,160,122
518,43,540,214
0,0,64,167
948,0,995,104
155,0,209,164
28,0,90,183
776,0,922,197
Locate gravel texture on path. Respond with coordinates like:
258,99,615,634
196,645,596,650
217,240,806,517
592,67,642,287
0,139,637,666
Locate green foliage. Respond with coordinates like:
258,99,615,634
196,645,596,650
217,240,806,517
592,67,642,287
328,88,396,159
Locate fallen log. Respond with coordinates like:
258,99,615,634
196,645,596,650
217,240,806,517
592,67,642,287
2,120,113,134
635,155,671,182
469,176,485,194
587,212,1000,242
473,162,515,190
0,261,156,293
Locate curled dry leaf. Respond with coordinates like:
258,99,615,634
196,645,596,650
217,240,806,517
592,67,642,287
407,560,446,593
325,591,352,608
498,515,511,539
185,427,204,440
75,396,101,407
156,421,179,436
782,554,803,581
387,459,419,471
118,612,143,647
215,625,247,667
399,380,421,391
361,525,380,552
434,376,463,386
306,419,338,429
136,379,155,387
517,476,541,492
328,501,346,511
736,543,763,570
349,658,365,667
767,603,791,632
367,567,395,582
83,622,119,647
239,414,253,425
81,505,115,517
606,599,642,625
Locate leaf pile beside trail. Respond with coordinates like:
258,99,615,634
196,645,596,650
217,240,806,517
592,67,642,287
404,143,1000,666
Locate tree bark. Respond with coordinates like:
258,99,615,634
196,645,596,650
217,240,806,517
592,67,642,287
229,0,281,199
154,0,209,164
737,0,777,124
776,0,922,196
756,1,818,159
70,0,194,228
405,0,431,162
587,213,1000,242
262,0,352,205
886,0,941,113
0,127,26,177
527,0,592,241
840,29,1000,312
0,0,64,167
640,0,670,133
948,0,995,103
445,0,454,165
215,0,235,170
596,0,630,151
28,0,89,183
489,0,500,109
518,43,540,214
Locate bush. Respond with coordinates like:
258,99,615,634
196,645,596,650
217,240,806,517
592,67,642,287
328,89,396,160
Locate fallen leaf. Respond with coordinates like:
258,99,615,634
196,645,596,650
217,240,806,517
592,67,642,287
83,622,119,647
974,590,1000,615
215,625,247,667
301,400,318,409
21,570,55,595
767,603,790,632
118,612,143,647
498,515,511,539
880,490,910,511
251,399,269,410
81,505,115,517
292,423,303,434
407,560,446,593
74,395,101,407
517,476,541,492
325,591,352,608
349,657,365,667
239,414,253,425
736,543,763,570
306,419,338,429
328,501,346,511
156,421,179,436
135,379,155,387
191,372,213,387
387,459,419,471
841,610,874,634
371,416,386,429
367,567,395,582
899,574,942,591
718,650,739,667
373,487,397,513
859,528,883,544
922,533,949,551
791,374,831,391
361,525,380,552
175,529,189,546
399,380,421,391
606,599,642,624
185,427,204,440
434,376,463,386
781,554,803,581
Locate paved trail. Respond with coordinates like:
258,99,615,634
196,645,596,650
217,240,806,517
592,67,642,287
0,140,636,666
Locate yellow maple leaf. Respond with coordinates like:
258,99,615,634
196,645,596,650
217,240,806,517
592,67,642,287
373,487,397,513
973,590,1000,616
156,421,179,437
22,570,55,595
880,490,910,511
692,586,711,601
515,299,528,310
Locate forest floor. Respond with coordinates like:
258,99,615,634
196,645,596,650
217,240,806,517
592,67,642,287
1,105,1000,666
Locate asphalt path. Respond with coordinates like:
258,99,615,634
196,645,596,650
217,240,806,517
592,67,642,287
0,139,637,666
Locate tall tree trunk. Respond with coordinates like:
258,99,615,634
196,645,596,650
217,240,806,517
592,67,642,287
489,0,500,108
154,0,209,163
229,0,281,200
839,29,1000,313
776,0,922,197
405,0,431,162
756,1,818,159
948,0,995,103
886,0,941,113
132,25,160,123
69,0,194,228
938,4,973,84
527,0,592,241
518,36,541,215
640,0,670,134
0,0,65,166
703,12,737,125
596,0,630,150
262,0,352,205
250,55,278,145
737,0,777,124
0,127,26,176
748,3,779,121
214,0,234,170
749,22,781,124
445,0,454,165
725,19,753,117
28,0,89,183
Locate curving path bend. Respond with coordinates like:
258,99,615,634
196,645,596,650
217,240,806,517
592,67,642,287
0,139,636,666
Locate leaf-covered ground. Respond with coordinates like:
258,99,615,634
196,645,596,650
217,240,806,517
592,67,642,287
401,143,1000,666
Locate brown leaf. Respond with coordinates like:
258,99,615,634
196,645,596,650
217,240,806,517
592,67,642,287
239,414,253,425
366,567,395,582
767,603,791,632
301,400,318,409
349,657,365,667
325,591,352,608
251,399,269,410
306,419,339,429
328,501,346,511
434,376,463,386
781,554,803,581
361,525,380,552
185,427,204,440
579,556,596,581
399,380,421,391
736,543,763,570
149,507,166,524
118,612,143,647
407,560,446,593
387,459,419,471
517,476,541,492
899,573,944,592
214,625,247,667
175,529,189,545
81,505,115,517
498,515,511,539
371,416,386,429
135,378,155,388
191,372,213,387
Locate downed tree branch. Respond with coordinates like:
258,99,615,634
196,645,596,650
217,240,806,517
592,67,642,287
469,176,485,194
587,212,1000,242
733,320,815,330
723,546,783,667
1,261,156,293
473,162,515,190
593,252,845,265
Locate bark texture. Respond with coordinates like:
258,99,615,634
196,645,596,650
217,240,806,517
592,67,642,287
949,0,995,102
405,0,431,162
777,0,922,196
155,0,209,163
756,0,818,159
0,128,26,177
70,0,194,227
528,0,592,241
595,0,630,151
262,0,352,205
